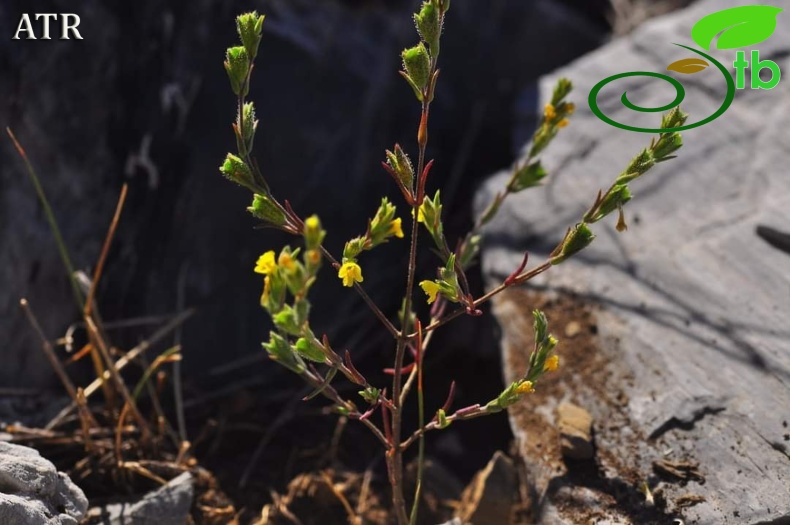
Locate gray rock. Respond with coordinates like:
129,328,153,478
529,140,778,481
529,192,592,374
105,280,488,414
0,442,88,524
89,471,193,525
478,0,790,523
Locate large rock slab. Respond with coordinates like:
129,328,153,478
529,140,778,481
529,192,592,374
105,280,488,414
477,1,790,523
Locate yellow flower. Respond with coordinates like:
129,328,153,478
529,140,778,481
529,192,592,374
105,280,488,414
515,380,534,394
411,207,426,223
254,251,277,274
419,280,441,304
557,118,570,129
565,102,576,115
544,355,559,372
305,215,320,230
544,103,556,120
338,261,363,287
278,251,296,272
388,218,404,238
260,275,271,305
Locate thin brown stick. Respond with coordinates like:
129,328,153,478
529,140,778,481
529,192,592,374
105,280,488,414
46,309,195,430
320,471,359,525
84,184,128,405
411,261,553,337
19,298,80,404
85,183,128,316
84,315,151,440
355,467,374,518
75,388,97,455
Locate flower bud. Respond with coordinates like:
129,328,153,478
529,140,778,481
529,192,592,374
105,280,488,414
653,132,683,161
402,43,431,93
303,215,325,250
273,304,302,336
263,332,305,374
616,149,655,184
551,223,595,265
509,161,547,193
661,106,689,130
224,46,249,96
385,145,414,189
294,337,326,363
236,12,265,60
414,2,441,51
247,193,286,226
591,184,632,222
359,387,381,404
240,102,258,154
220,154,256,191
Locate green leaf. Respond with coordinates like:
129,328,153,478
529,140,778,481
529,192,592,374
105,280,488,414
691,5,783,50
509,161,547,192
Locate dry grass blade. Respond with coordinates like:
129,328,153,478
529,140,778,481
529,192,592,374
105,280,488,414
46,309,195,430
75,388,97,455
119,461,169,485
131,345,182,401
84,183,128,409
84,315,151,440
84,183,127,316
6,127,84,309
320,470,360,525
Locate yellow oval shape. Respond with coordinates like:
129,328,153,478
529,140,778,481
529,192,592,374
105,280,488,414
667,58,710,74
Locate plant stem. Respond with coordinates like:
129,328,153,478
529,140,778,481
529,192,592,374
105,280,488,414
413,261,553,337
390,98,430,525
302,366,390,448
318,246,400,338
408,322,425,525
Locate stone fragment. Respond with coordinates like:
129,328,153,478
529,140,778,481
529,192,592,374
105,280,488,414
457,451,517,525
557,403,595,460
87,471,194,525
0,442,87,525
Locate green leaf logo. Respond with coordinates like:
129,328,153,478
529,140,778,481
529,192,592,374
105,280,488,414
691,5,783,50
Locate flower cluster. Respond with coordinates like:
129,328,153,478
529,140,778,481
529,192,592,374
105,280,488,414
419,254,461,305
252,216,328,372
338,198,404,288
486,310,560,412
530,79,576,158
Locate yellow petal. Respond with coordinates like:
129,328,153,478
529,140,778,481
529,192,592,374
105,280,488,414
254,251,277,274
419,280,440,304
389,218,404,238
338,261,363,287
515,380,534,394
543,355,559,372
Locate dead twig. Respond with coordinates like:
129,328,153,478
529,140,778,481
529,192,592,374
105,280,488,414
320,470,360,525
46,309,195,429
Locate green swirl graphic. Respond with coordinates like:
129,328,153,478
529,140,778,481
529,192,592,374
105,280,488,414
588,44,736,132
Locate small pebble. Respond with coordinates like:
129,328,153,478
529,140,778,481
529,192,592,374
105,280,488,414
564,321,582,338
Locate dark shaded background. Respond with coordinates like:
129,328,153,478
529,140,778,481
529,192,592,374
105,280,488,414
0,0,635,508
